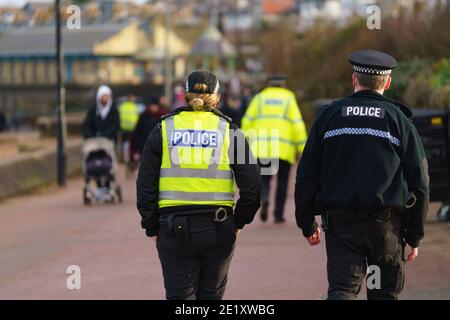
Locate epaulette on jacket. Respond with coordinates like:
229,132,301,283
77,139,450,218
210,108,233,123
159,107,186,121
366,94,414,119
382,96,413,118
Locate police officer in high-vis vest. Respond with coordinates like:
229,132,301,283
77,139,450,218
137,71,261,300
295,50,429,300
118,94,139,163
119,94,139,135
241,75,308,223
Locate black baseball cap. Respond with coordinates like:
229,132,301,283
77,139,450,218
349,50,397,75
185,70,220,94
267,74,287,86
267,74,287,81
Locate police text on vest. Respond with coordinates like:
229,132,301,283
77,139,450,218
342,106,385,118
171,130,219,148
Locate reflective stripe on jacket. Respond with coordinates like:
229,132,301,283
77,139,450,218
241,87,308,164
119,101,139,131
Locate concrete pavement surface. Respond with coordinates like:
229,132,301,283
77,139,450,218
0,167,449,300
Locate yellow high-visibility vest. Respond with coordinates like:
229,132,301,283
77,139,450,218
119,101,139,132
241,87,308,164
158,110,235,208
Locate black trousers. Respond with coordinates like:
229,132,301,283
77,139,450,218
325,210,405,300
259,159,291,219
157,214,236,300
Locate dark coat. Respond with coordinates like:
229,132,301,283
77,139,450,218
82,104,120,142
295,90,429,247
133,110,166,154
219,103,241,127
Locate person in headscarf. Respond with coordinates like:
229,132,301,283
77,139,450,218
82,85,120,142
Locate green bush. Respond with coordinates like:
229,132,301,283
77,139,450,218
403,74,434,108
388,59,433,102
401,59,450,109
430,86,450,109
431,59,450,88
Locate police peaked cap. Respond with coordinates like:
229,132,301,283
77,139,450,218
349,50,397,75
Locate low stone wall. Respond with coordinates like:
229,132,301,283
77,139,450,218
36,112,85,137
0,140,82,199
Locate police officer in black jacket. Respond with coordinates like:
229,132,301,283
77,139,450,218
295,50,429,300
137,71,261,300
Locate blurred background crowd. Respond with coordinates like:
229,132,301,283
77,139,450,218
0,0,449,190
0,0,448,136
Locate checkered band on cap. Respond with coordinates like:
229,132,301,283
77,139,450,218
213,80,220,93
185,78,220,94
353,66,392,75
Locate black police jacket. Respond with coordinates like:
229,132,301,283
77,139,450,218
295,90,429,247
136,106,261,237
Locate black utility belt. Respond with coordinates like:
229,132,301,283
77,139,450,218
321,207,402,231
330,207,399,219
159,207,233,224
159,207,233,245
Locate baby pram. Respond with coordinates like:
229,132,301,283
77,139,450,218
82,137,122,205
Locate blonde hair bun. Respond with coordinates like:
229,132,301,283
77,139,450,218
188,97,205,109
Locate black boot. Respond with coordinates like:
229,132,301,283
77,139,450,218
260,201,269,222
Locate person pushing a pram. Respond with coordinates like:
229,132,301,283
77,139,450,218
81,85,122,204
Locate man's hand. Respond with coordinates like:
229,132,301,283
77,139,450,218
151,236,158,245
406,243,419,262
306,227,321,246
